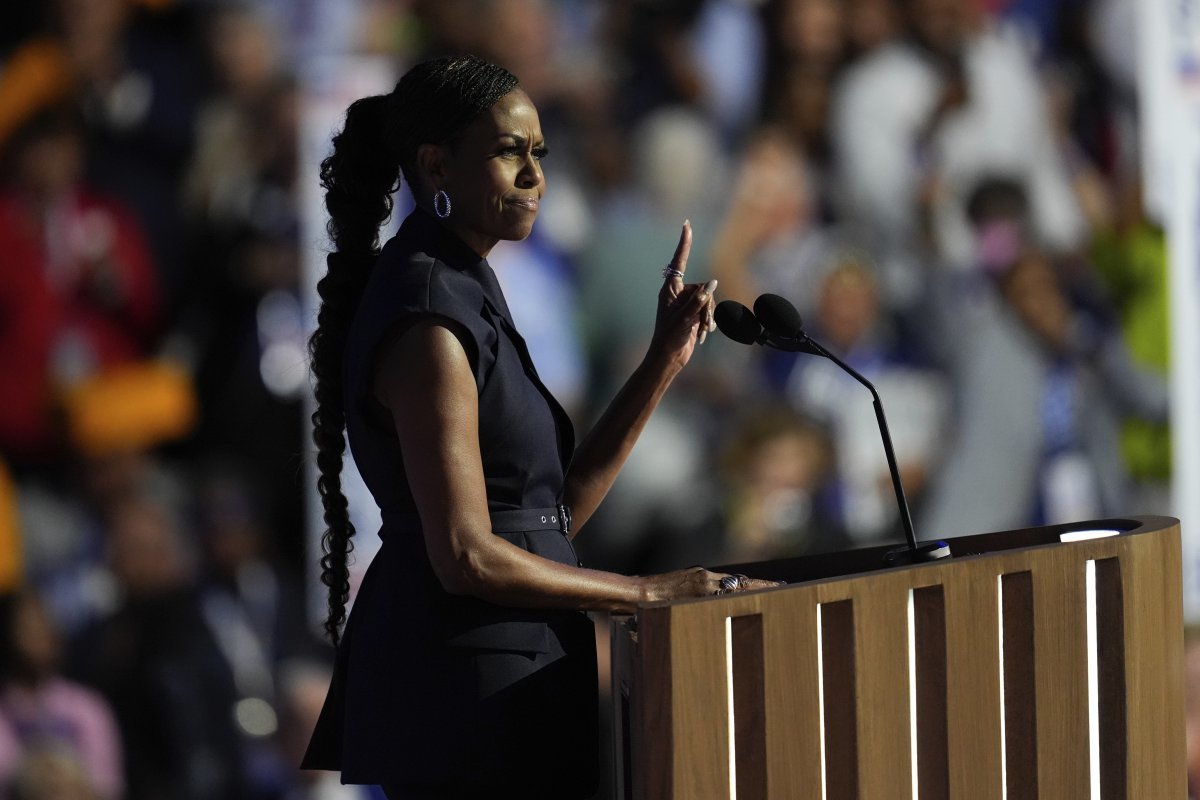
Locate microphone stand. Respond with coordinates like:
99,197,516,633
715,296,950,564
768,332,950,565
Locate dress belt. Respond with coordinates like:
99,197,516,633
382,504,572,537
490,505,572,536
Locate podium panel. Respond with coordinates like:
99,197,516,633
611,516,1186,800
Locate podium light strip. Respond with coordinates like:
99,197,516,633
726,615,737,800
907,590,919,800
1085,560,1101,800
816,603,828,800
997,575,1008,799
1060,529,1122,543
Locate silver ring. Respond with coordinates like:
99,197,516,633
662,266,685,280
718,575,740,595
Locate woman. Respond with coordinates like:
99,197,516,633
301,55,775,798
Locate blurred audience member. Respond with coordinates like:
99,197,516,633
715,406,844,562
572,106,731,573
53,0,203,302
194,463,319,797
578,106,728,399
831,0,1085,310
765,64,838,211
709,127,830,314
920,177,1167,536
1088,171,1170,509
197,465,315,674
786,256,949,545
470,0,561,107
759,0,845,187
0,588,123,799
71,493,248,800
18,367,193,640
184,5,292,235
602,0,709,132
0,97,162,468
179,4,307,566
606,404,846,572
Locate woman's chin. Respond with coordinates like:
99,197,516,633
499,220,537,242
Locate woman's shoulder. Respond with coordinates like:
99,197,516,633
375,236,485,316
349,228,492,371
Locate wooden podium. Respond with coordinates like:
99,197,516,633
610,516,1186,799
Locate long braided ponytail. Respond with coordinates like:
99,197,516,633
310,55,518,645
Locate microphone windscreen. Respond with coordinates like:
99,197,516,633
754,293,804,339
714,300,762,345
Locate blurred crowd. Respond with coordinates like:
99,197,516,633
0,0,1173,798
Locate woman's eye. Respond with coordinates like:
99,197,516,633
497,145,548,160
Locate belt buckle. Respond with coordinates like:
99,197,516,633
556,503,571,536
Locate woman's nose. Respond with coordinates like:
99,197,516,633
517,157,542,189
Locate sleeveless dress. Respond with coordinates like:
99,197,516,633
302,209,598,796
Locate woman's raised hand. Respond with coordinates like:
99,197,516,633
649,221,717,373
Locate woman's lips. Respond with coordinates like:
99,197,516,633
507,197,539,212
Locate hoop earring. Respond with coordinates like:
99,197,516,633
433,189,452,219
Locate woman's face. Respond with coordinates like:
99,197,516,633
433,88,546,257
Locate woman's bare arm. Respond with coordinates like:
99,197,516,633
563,221,716,532
374,316,752,612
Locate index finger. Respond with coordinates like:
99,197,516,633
666,220,692,282
746,578,785,590
737,574,784,591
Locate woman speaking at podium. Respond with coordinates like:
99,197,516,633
300,55,775,798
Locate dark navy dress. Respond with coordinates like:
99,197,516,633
302,209,598,796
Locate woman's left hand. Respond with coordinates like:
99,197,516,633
650,220,717,372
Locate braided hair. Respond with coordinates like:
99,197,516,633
310,55,519,644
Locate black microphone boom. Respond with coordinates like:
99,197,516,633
722,294,949,564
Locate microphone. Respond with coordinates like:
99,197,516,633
715,299,820,354
714,300,764,345
753,293,804,338
718,294,949,564
753,294,822,355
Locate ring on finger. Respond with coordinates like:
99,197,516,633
662,266,685,280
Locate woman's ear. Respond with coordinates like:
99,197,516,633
416,143,449,189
